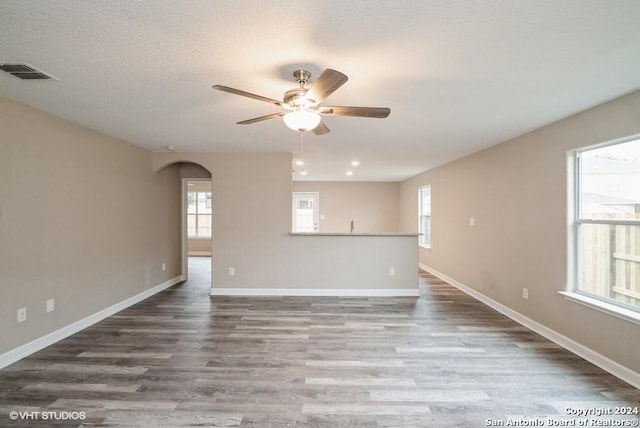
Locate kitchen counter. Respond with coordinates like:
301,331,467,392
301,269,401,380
289,232,420,236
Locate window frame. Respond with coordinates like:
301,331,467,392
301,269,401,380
565,135,640,323
418,185,431,248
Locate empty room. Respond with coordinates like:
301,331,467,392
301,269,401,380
1,1,639,427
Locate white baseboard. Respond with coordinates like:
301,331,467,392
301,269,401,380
210,288,420,297
419,263,640,389
0,276,183,370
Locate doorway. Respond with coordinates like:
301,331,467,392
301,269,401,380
181,177,212,290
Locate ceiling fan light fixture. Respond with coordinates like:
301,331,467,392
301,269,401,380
283,110,321,132
213,68,389,136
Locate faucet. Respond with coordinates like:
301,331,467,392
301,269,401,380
350,220,354,233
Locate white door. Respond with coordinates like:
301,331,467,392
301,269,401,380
292,192,319,233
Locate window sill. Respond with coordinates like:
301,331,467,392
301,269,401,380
558,291,640,325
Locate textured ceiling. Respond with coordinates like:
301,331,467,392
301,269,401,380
1,1,640,181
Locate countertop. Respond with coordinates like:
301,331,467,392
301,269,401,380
289,232,420,237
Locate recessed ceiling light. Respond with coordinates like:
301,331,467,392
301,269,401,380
351,161,360,167
346,171,353,176
300,170,308,176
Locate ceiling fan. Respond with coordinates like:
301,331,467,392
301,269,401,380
212,68,390,135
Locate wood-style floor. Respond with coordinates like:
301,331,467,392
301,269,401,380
1,257,638,427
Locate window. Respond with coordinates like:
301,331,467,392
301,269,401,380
187,191,212,238
574,137,640,313
419,185,431,247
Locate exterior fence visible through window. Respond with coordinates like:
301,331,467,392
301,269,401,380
576,137,640,311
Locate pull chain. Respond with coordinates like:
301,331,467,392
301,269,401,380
299,131,306,176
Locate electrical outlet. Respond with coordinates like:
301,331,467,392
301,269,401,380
161,262,166,271
17,307,26,323
229,267,235,276
522,288,529,299
46,299,55,313
389,267,395,276
469,217,476,226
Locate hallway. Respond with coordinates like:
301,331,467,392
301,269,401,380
186,256,212,294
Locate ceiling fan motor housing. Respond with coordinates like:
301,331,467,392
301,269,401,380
284,88,315,109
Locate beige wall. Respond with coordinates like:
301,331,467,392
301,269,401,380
180,163,211,179
400,90,640,373
154,153,293,290
188,239,211,255
0,98,181,354
219,235,418,293
293,181,401,233
153,153,417,292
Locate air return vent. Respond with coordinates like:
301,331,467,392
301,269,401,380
0,63,55,80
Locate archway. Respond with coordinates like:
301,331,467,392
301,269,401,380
154,160,213,292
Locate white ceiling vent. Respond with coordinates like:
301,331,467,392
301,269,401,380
0,63,56,80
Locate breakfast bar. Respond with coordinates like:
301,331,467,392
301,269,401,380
281,232,420,296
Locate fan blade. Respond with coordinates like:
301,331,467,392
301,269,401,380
312,121,330,135
212,85,281,105
321,106,390,118
237,112,284,125
305,69,348,103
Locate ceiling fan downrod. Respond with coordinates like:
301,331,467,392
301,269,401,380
284,70,313,107
293,69,311,87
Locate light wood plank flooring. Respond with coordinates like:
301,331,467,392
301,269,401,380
1,257,638,427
